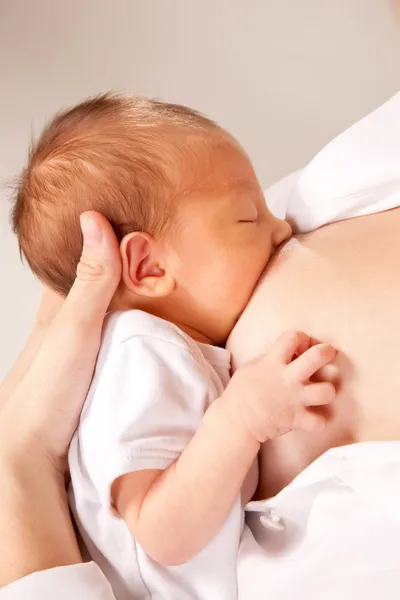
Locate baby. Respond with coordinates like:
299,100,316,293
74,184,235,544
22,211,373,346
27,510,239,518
12,94,336,599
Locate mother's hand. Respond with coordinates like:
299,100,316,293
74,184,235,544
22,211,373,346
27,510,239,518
0,212,121,586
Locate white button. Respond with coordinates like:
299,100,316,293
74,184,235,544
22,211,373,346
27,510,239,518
260,509,286,532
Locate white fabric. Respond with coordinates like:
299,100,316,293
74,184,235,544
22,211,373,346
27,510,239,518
68,309,242,600
266,91,400,231
5,90,400,599
0,563,115,600
262,169,303,220
239,442,400,599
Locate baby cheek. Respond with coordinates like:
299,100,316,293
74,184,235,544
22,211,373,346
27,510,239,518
232,265,259,302
246,237,271,268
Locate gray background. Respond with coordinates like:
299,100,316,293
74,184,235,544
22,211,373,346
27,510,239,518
1,0,400,379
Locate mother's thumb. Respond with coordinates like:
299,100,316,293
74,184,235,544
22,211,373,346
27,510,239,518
61,212,122,324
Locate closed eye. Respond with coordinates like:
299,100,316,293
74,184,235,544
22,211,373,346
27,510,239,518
238,219,258,224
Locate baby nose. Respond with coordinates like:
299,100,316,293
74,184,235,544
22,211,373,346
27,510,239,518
273,218,292,247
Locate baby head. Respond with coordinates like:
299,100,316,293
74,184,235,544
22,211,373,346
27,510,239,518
12,93,291,344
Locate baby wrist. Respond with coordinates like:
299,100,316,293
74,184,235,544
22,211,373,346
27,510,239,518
216,392,261,451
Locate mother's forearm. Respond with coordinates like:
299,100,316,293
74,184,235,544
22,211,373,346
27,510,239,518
0,451,82,587
0,289,64,406
0,323,48,406
0,289,80,587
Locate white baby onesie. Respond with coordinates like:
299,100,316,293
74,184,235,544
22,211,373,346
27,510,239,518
68,310,242,600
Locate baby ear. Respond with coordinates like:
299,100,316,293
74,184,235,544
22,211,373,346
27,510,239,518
120,232,175,298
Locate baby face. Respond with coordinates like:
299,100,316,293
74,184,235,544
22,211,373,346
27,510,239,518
166,142,292,344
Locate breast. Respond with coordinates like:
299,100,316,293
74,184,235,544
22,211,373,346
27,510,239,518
227,207,400,497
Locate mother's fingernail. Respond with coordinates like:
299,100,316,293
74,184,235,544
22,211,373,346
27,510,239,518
80,214,103,246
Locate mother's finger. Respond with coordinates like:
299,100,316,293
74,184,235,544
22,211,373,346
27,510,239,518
60,211,121,327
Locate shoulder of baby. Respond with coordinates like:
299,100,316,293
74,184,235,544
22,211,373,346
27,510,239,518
99,309,202,362
79,312,210,428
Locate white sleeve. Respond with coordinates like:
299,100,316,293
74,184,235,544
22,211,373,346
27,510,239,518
286,91,400,232
263,169,303,219
76,336,209,506
0,563,115,600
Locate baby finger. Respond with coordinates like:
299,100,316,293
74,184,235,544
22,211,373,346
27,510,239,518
302,382,336,407
294,409,327,433
290,343,336,382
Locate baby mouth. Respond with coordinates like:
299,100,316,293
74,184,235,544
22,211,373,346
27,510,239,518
259,237,296,281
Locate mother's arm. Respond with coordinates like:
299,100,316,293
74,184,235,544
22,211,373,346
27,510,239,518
0,213,120,597
0,288,64,407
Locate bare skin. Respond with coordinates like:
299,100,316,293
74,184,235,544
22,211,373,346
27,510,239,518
227,207,400,498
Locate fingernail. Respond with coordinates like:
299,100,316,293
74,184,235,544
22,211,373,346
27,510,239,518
80,214,103,247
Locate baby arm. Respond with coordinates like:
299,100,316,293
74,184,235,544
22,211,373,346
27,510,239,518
111,331,336,566
112,395,258,566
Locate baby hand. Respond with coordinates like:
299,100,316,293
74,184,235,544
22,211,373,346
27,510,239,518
225,331,336,443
